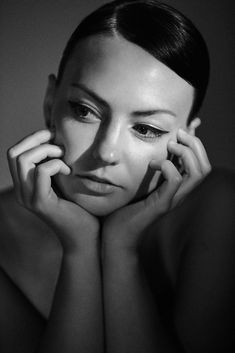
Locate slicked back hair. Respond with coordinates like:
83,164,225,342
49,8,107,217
56,0,210,122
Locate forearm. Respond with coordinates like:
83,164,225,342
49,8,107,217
102,248,181,353
37,234,104,353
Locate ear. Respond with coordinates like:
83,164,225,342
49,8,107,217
43,74,57,129
186,117,201,136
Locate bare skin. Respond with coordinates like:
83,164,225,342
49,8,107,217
0,35,234,353
0,167,234,353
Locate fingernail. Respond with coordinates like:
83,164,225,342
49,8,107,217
168,139,176,146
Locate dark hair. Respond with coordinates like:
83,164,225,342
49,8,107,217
57,0,210,122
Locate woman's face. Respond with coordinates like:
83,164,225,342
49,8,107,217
48,35,194,216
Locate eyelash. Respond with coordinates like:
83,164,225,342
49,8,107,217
132,124,168,140
68,101,168,140
68,101,99,121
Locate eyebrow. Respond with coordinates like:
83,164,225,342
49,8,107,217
71,82,176,118
71,83,109,109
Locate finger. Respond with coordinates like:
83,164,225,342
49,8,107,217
17,144,64,205
9,130,54,156
188,117,201,135
7,130,54,203
158,160,183,205
33,159,71,208
146,160,182,213
167,140,201,179
177,129,211,174
171,176,200,209
7,148,23,204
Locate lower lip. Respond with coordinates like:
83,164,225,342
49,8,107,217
77,176,117,195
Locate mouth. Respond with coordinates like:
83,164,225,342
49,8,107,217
76,173,119,195
78,173,116,185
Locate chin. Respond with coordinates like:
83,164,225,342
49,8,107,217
70,193,126,217
53,175,149,217
54,175,129,216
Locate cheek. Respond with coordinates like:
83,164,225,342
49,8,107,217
128,138,169,196
54,120,95,165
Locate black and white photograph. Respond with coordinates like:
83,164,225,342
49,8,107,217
0,0,234,352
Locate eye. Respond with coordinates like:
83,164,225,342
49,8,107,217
68,101,99,122
133,124,168,140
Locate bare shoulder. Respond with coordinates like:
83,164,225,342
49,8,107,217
191,167,235,208
173,168,235,352
0,266,45,352
0,187,62,318
182,167,235,248
142,167,235,273
0,187,39,236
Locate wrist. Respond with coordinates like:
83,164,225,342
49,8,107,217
102,249,141,282
63,241,100,261
102,241,139,265
101,225,141,257
57,227,100,256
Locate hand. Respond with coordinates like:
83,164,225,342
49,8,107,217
167,127,211,208
7,129,99,253
102,128,211,252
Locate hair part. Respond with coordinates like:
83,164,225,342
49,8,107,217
56,0,210,123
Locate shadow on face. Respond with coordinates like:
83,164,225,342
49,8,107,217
45,35,195,216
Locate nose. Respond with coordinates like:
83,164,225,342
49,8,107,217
92,121,122,165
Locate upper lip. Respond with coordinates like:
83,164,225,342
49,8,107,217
77,173,117,186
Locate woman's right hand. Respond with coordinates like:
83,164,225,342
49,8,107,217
7,129,99,254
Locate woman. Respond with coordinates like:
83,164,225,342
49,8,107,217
0,0,234,352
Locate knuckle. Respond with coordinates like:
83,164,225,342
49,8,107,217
182,148,191,159
34,129,50,143
36,163,47,175
205,164,212,174
174,174,182,185
170,171,182,185
55,159,63,166
17,153,27,165
7,147,16,159
191,136,200,146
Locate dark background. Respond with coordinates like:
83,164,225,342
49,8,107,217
0,0,234,189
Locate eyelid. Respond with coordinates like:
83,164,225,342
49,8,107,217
135,122,169,133
132,123,169,141
68,100,101,117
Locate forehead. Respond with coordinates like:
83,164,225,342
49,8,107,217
60,35,194,120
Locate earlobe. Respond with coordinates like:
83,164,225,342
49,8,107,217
187,117,201,136
43,74,57,129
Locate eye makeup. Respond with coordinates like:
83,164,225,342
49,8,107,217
132,123,169,140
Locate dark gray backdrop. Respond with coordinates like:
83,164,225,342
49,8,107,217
0,0,234,190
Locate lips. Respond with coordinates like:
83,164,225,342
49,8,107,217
77,173,117,186
75,172,120,195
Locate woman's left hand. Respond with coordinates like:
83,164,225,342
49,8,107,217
102,128,211,253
